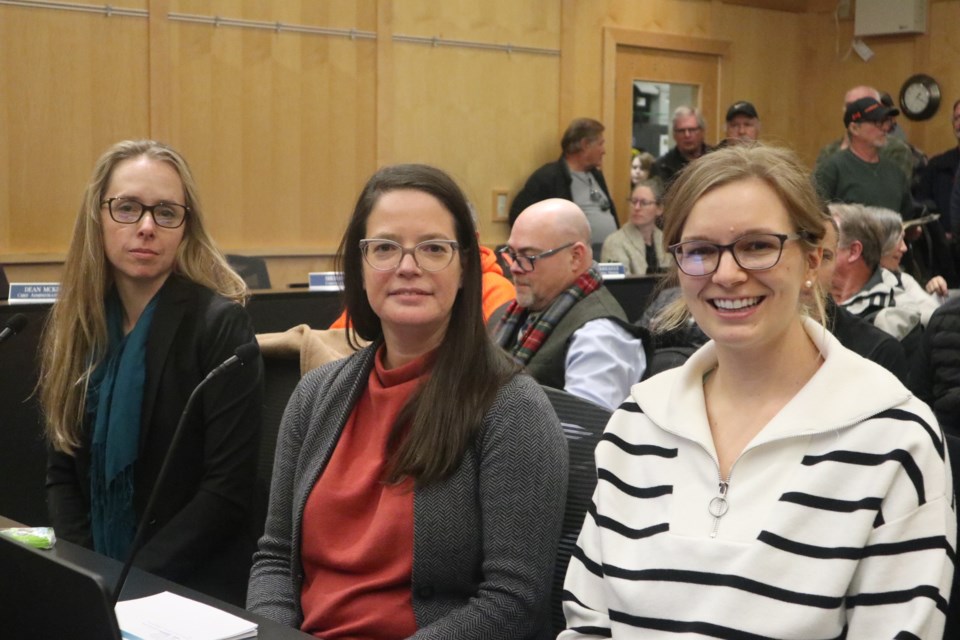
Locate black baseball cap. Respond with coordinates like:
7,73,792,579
726,101,759,122
844,97,899,127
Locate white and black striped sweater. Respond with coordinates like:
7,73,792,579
561,319,956,639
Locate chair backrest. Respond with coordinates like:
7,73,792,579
189,353,303,607
591,242,604,263
249,355,302,542
0,264,9,300
227,254,272,290
646,345,697,377
541,385,612,636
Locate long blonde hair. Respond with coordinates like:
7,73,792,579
654,144,827,334
39,140,247,453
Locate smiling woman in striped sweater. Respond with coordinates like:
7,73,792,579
560,144,956,639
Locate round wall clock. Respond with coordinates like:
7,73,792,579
898,74,941,121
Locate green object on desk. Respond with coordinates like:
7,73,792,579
0,526,56,549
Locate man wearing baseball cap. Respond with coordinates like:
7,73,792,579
718,100,761,147
815,85,915,183
814,96,913,221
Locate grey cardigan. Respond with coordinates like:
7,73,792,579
247,345,568,639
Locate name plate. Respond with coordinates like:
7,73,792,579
308,272,344,292
8,282,60,304
597,263,626,280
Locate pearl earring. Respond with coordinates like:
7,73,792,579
804,280,813,288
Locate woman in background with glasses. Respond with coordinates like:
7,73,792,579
561,144,954,638
40,140,263,602
600,179,669,276
248,164,566,639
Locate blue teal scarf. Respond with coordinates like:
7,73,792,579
88,291,158,560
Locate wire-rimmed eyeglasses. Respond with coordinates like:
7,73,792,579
667,232,806,277
101,197,189,229
496,242,574,273
359,238,459,272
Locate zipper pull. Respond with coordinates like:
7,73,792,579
708,480,730,539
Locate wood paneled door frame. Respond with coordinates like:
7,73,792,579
602,29,730,223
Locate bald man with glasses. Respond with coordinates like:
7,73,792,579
490,199,648,410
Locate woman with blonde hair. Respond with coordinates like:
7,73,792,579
561,144,953,638
41,140,263,599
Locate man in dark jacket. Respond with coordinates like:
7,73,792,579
913,296,960,435
509,118,618,253
916,99,960,235
650,106,711,187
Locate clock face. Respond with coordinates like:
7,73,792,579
903,84,930,113
899,74,941,121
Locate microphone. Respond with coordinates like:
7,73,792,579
111,341,261,604
0,313,27,344
203,341,260,381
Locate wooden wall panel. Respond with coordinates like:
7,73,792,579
561,0,715,127
713,4,806,157
799,1,960,167
163,0,377,257
0,3,149,258
388,0,561,247
909,0,960,157
391,0,559,49
390,44,560,246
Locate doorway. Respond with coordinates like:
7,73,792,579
602,30,729,222
632,80,699,158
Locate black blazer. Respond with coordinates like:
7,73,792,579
508,156,618,226
46,275,264,589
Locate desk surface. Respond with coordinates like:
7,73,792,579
0,516,313,639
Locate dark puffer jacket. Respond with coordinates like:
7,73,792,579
913,295,960,434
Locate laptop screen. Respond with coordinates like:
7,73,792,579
0,534,122,640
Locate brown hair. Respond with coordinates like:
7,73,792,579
336,164,518,486
561,118,605,155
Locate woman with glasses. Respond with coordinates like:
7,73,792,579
40,140,263,601
561,144,954,638
600,180,669,276
873,205,944,322
248,164,566,639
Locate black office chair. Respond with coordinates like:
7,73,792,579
180,353,300,607
0,264,9,300
227,254,272,290
645,345,697,377
250,355,302,542
541,385,612,636
591,242,604,263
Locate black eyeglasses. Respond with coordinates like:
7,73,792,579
496,242,574,273
101,197,189,229
668,232,806,277
628,198,657,207
359,238,459,272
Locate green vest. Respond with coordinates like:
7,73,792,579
490,287,629,390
